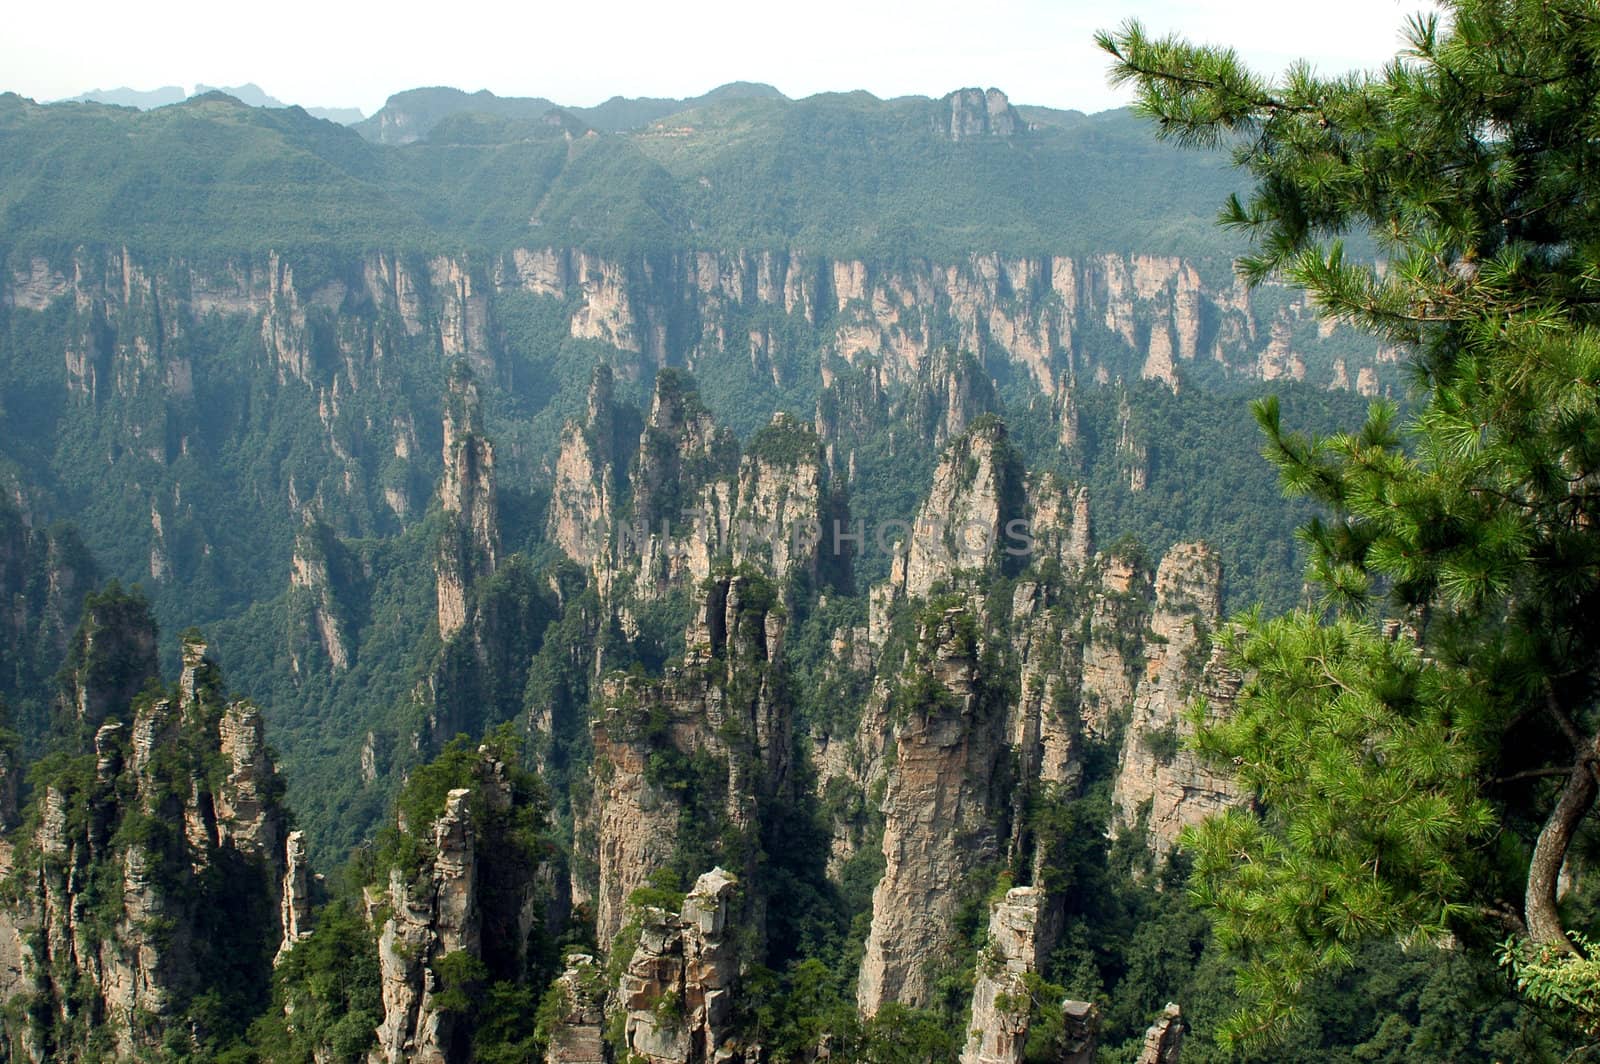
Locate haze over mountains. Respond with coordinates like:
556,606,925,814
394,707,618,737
63,81,366,123
57,78,1095,141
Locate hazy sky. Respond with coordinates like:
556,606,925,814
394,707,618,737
4,0,1430,116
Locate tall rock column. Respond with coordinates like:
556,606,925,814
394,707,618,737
59,584,160,727
277,830,314,964
584,573,789,948
543,954,608,1064
857,603,1009,1013
619,868,744,1064
0,626,300,1062
1110,542,1245,856
436,368,499,642
364,745,543,1064
371,789,480,1064
547,366,626,569
1138,1003,1185,1064
960,886,1059,1064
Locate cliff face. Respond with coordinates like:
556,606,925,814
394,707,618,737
856,603,1010,1014
0,627,305,1062
617,868,745,1064
549,366,635,571
3,243,1392,528
366,744,547,1064
582,574,790,947
901,419,1023,602
960,887,1059,1064
1110,542,1246,856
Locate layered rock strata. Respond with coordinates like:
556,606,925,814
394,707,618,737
584,574,790,947
960,886,1060,1064
1110,543,1246,855
0,629,304,1062
618,868,744,1064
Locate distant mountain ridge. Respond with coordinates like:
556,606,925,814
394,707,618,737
64,84,186,109
2,84,1236,259
352,80,789,143
56,79,1090,145
61,81,364,124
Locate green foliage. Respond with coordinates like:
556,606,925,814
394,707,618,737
258,899,383,1063
1183,613,1499,1045
0,500,98,755
430,949,489,1015
1500,932,1600,1039
1138,720,1180,763
736,412,812,467
1104,0,1600,1050
472,981,544,1064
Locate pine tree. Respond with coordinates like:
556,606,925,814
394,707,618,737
1099,0,1600,1048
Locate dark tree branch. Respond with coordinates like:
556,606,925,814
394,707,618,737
1494,767,1582,785
1524,727,1600,955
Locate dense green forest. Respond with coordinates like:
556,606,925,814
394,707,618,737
0,88,1243,259
3,19,1587,1061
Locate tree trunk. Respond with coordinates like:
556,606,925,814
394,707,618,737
1525,730,1600,954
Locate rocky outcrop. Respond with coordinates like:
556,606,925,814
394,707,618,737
548,366,633,569
543,954,609,1064
938,88,1022,140
1111,543,1246,856
857,603,1009,1014
1060,1000,1101,1064
623,371,740,594
436,368,500,642
0,499,96,733
1115,390,1149,493
549,372,834,609
288,522,351,676
1138,1003,1185,1064
618,868,745,1064
0,626,302,1062
364,743,546,1064
730,414,828,584
960,886,1059,1064
584,574,790,947
371,788,479,1063
835,428,1251,1024
874,418,1025,619
905,347,998,446
58,584,160,728
1078,551,1151,738
277,830,315,964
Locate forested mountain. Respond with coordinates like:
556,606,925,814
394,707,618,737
0,71,1575,1063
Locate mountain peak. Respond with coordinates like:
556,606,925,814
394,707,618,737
936,86,1023,139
